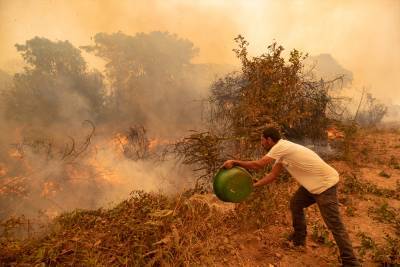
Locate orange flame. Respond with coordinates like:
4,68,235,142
327,127,345,140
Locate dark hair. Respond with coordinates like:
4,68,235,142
262,127,281,142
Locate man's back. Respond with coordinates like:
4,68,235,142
267,139,339,194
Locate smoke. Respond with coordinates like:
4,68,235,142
0,0,399,220
0,132,192,219
90,140,193,204
0,0,241,71
0,31,222,220
1,0,399,104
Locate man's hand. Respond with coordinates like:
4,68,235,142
252,178,260,187
222,160,236,169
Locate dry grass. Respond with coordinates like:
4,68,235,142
2,128,400,266
1,191,228,265
0,182,290,266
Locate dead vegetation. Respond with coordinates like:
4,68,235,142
0,186,289,266
0,120,96,218
210,36,337,144
173,131,227,190
117,125,150,160
3,129,399,266
175,36,348,190
1,35,398,266
335,129,400,266
1,136,399,267
0,121,167,223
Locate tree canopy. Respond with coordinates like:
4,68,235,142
82,31,203,133
210,35,332,150
5,37,106,125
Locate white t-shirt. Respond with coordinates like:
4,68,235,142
266,139,339,194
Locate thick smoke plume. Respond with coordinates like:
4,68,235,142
0,32,230,221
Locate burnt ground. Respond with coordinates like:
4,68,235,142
1,129,399,266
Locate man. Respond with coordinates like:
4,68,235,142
223,127,360,267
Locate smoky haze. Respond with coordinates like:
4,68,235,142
0,0,399,103
0,29,232,220
0,30,231,220
0,0,399,220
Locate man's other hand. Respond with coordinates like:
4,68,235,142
222,160,236,169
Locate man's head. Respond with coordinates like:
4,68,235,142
261,127,281,150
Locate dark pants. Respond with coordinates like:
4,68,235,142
290,185,360,267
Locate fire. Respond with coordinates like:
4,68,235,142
1,130,170,217
9,147,23,159
327,127,345,140
148,138,170,150
149,138,160,150
41,181,59,197
82,136,127,184
0,163,7,176
0,175,27,196
113,133,129,147
86,155,121,184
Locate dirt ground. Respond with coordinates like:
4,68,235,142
209,129,400,267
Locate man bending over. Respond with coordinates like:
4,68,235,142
223,127,359,267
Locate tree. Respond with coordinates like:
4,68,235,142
4,37,106,125
15,37,86,76
356,93,387,127
82,31,198,84
210,36,334,157
176,36,340,186
82,31,201,132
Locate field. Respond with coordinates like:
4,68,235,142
1,128,399,266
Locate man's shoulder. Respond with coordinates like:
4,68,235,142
276,139,297,148
268,139,292,156
280,139,308,149
273,140,312,155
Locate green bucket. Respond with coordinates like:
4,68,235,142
213,166,253,203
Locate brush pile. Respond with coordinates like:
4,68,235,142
1,183,291,265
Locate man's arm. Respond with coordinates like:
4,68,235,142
223,155,274,170
253,162,283,187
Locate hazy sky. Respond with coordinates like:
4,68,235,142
1,0,399,103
